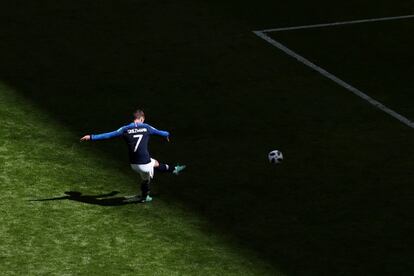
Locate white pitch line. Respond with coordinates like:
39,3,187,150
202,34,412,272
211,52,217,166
253,30,414,128
257,14,414,33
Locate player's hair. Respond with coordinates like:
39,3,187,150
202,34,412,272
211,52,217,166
134,109,145,119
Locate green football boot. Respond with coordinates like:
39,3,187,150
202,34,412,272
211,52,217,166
173,164,187,175
123,194,152,203
141,195,152,203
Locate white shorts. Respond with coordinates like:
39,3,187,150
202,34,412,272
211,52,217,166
130,158,156,181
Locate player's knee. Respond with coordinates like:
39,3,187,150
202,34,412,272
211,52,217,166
153,159,159,167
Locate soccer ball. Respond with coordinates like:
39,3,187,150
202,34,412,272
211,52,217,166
268,150,283,164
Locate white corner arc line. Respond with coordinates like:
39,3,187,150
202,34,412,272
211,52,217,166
253,31,414,128
256,14,414,33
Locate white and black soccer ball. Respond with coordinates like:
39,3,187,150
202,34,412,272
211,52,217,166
268,150,283,164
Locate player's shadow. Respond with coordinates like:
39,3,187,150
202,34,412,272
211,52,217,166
30,191,137,206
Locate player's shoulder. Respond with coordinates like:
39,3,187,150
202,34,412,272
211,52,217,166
131,122,153,129
140,123,153,128
117,123,135,132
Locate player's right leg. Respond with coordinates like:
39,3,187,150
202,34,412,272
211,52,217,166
153,159,186,175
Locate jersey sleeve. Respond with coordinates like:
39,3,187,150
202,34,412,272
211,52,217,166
91,126,126,140
146,124,170,137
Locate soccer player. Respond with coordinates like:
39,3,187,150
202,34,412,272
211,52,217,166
80,109,186,203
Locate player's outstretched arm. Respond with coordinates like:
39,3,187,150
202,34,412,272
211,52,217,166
80,126,126,142
146,124,170,141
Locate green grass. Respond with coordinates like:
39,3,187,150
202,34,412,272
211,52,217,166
0,85,275,275
1,1,414,275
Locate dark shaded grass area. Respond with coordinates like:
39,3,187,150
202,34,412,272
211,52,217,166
1,1,414,275
270,19,414,120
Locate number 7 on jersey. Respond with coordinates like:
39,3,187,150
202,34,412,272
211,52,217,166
133,134,143,152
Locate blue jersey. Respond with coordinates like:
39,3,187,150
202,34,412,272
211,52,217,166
91,123,169,164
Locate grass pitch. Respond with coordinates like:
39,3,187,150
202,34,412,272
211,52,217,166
1,0,414,275
0,85,275,275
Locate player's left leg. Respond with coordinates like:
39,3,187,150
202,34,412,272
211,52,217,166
124,178,152,203
125,162,155,203
153,159,186,175
139,179,152,202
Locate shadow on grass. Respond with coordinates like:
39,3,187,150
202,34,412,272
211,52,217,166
30,191,137,206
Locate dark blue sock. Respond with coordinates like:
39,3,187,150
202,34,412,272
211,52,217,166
156,163,174,173
141,180,150,197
